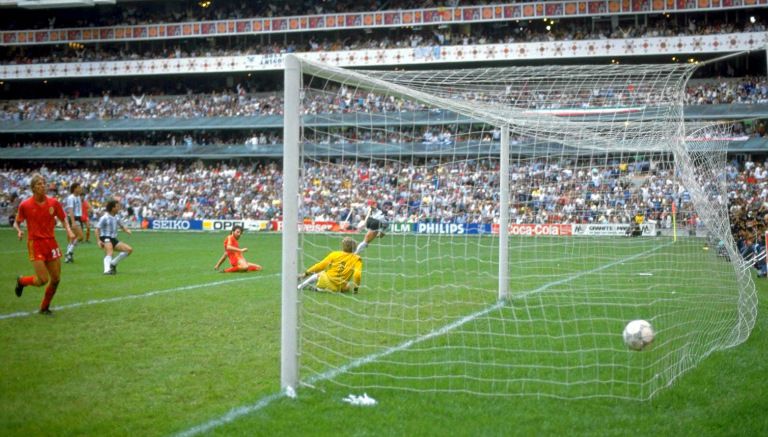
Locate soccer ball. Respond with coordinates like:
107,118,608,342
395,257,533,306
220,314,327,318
622,319,655,351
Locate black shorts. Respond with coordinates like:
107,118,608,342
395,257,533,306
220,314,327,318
69,217,83,227
99,236,120,246
365,216,388,231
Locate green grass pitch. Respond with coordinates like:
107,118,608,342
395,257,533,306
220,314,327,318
0,229,766,436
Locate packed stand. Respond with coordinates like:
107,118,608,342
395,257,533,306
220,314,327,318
1,11,765,65
2,157,765,240
727,159,768,277
3,77,768,125
0,0,455,31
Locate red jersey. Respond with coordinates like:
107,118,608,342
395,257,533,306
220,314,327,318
81,199,90,222
16,196,66,241
224,234,243,266
224,234,242,255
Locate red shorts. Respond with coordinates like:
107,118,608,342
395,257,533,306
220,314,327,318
228,254,243,267
27,238,63,262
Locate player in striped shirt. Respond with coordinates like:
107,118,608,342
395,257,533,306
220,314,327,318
63,182,84,263
96,199,133,275
13,173,76,315
354,204,389,255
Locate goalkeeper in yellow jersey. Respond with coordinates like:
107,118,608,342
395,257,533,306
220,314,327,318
298,237,363,293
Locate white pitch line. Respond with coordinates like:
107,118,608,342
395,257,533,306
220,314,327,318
175,241,672,437
0,273,279,321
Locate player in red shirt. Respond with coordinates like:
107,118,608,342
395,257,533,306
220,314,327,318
13,173,75,315
81,192,91,243
216,225,262,273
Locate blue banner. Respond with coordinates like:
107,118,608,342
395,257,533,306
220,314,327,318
147,219,202,230
413,222,491,235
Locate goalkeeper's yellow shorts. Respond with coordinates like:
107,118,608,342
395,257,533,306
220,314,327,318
317,271,347,293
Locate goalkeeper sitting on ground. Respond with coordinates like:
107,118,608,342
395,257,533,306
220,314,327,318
298,237,363,293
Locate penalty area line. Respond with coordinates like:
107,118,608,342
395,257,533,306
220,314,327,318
174,241,672,437
0,273,277,321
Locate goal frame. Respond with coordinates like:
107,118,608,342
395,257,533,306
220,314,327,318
280,54,514,391
280,53,757,399
281,54,301,391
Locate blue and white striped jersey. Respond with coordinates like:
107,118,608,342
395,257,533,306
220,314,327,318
97,212,122,238
65,194,83,217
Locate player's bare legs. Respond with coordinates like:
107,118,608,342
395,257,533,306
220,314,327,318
31,259,52,286
99,239,114,274
234,258,261,272
223,257,262,273
65,221,83,263
16,258,61,314
108,241,132,274
355,229,383,255
39,259,62,313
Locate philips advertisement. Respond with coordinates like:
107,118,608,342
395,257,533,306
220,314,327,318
413,223,491,234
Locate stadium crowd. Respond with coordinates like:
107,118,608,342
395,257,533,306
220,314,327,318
0,156,765,231
3,76,768,124
1,75,766,150
728,160,768,277
1,11,765,65
0,130,283,149
0,120,760,150
0,0,461,30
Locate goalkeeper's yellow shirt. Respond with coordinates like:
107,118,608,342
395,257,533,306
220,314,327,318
307,250,363,289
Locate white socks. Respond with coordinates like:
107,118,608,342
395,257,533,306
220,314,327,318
103,255,112,273
111,252,129,266
298,273,319,290
355,241,368,255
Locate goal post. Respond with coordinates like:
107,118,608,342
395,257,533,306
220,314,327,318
280,54,301,391
281,54,757,400
498,124,510,301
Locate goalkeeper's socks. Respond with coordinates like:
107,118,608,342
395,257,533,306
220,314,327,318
355,242,368,255
298,273,319,289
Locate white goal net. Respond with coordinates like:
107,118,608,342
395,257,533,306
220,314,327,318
281,55,757,400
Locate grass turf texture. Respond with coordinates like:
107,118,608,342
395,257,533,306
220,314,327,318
0,229,766,436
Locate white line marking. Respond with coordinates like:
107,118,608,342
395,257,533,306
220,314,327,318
175,242,672,436
0,273,280,321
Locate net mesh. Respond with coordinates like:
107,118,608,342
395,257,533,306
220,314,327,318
291,58,757,400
